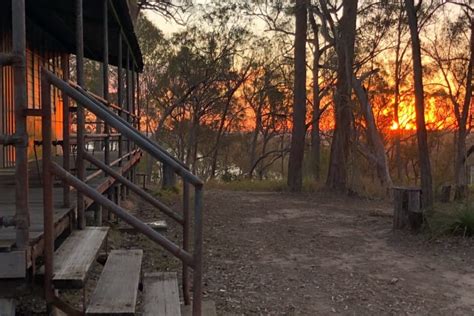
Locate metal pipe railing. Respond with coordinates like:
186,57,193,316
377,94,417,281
41,72,54,302
83,151,184,224
192,186,203,314
182,181,191,305
41,69,204,316
76,0,86,230
79,84,190,172
43,69,203,186
50,162,195,266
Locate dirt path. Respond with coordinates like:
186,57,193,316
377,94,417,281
200,190,474,315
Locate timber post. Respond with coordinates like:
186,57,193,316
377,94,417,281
393,187,423,232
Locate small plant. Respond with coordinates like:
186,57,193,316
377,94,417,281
450,204,474,236
425,202,474,237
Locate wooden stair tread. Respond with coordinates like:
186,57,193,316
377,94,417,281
38,227,109,288
0,298,15,316
181,301,217,316
143,272,181,316
86,249,143,315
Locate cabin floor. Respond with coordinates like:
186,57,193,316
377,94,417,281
0,149,141,269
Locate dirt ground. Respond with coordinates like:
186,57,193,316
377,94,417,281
196,189,474,315
14,189,474,315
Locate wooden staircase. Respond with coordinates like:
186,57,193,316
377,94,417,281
35,226,215,316
31,70,209,316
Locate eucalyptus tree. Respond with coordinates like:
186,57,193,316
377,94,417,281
405,0,434,207
316,0,359,191
287,0,308,191
425,5,473,198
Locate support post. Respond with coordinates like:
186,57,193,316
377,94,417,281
12,0,29,249
61,54,71,208
162,164,177,189
182,181,191,305
41,72,54,302
126,49,131,160
136,72,140,132
103,0,110,166
76,0,86,229
192,186,203,315
117,32,123,166
131,70,136,129
93,204,103,227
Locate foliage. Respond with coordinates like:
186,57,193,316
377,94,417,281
136,0,473,196
425,202,474,237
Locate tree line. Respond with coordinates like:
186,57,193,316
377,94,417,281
137,0,473,204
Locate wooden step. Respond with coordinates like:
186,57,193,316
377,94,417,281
143,272,181,316
0,251,26,279
0,298,15,316
181,301,217,316
38,227,109,288
86,249,143,315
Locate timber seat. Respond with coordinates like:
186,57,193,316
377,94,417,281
38,227,109,288
86,249,143,315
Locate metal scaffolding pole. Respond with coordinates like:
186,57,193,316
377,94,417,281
126,49,131,160
12,0,29,249
103,0,110,166
76,0,86,229
61,54,71,208
117,32,123,166
136,72,140,132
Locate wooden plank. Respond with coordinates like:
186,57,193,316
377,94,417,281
0,298,15,316
143,272,181,316
0,251,26,278
0,240,14,252
181,301,217,316
38,227,109,288
86,249,143,315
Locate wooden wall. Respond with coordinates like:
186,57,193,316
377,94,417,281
0,8,65,169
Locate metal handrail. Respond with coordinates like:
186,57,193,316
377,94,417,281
41,69,203,315
71,78,193,178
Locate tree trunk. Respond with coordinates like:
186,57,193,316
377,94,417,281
210,101,230,179
393,7,405,181
454,18,473,199
326,0,358,191
287,0,307,192
309,14,321,181
405,0,433,208
249,103,263,179
353,76,393,191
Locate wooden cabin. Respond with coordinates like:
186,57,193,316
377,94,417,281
0,0,205,315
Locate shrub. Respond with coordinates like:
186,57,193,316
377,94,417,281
450,204,474,236
425,202,474,237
